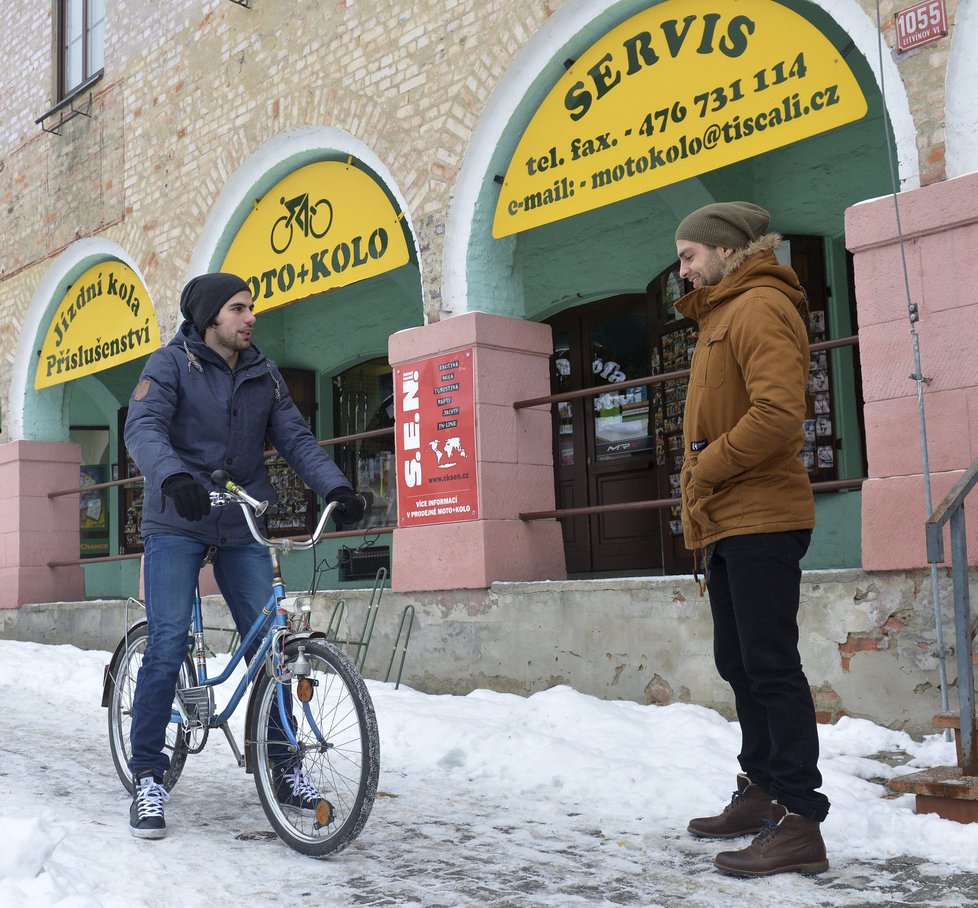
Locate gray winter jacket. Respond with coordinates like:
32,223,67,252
124,323,350,545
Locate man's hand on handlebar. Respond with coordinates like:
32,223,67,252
162,473,212,521
325,486,365,527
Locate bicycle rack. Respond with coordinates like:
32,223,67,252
325,568,387,672
385,604,415,689
324,567,414,686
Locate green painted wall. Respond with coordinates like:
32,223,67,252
806,491,862,569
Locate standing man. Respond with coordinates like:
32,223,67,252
123,272,364,839
673,203,829,876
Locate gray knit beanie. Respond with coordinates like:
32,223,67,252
179,272,251,335
675,202,770,249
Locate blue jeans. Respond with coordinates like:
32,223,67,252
707,530,830,822
128,534,273,778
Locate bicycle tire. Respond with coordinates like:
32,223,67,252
248,638,380,857
106,623,194,796
308,198,333,239
270,214,293,254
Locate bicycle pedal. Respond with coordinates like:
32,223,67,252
178,685,214,724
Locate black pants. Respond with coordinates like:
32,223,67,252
706,530,830,822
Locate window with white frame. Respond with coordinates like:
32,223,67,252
60,0,104,98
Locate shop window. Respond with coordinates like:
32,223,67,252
118,409,143,555
783,235,840,483
264,368,319,537
70,425,111,558
59,0,104,99
648,264,696,562
332,358,396,531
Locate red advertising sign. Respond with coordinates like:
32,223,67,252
394,349,479,526
896,0,947,52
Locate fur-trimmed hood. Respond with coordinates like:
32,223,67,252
675,233,808,324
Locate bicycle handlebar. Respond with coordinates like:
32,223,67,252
208,470,342,552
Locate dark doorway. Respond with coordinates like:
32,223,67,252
548,291,685,577
546,256,704,577
546,237,845,577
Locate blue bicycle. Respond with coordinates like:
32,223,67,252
102,472,380,857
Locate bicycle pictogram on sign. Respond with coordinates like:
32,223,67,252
270,193,334,254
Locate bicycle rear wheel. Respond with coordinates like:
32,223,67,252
249,638,380,857
105,623,194,795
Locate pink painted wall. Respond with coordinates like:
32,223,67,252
0,441,85,607
846,172,978,570
388,311,566,591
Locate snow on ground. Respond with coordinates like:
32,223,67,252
2,639,978,907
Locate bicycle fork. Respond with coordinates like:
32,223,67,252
273,640,330,753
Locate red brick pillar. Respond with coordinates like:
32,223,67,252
0,441,85,608
388,312,566,591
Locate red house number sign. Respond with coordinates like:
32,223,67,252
395,349,479,527
895,0,947,52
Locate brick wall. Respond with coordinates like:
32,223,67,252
0,0,959,441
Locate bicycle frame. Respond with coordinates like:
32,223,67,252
167,477,343,753
178,580,287,735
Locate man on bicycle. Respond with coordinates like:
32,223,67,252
124,271,364,838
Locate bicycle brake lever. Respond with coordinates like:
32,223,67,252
210,469,268,516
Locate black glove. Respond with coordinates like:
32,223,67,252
325,486,365,526
162,473,211,522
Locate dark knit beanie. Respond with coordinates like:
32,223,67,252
179,272,251,335
675,202,770,249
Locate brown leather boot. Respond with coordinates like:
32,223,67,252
713,804,829,877
687,773,774,839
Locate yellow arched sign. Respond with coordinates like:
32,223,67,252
493,0,868,237
221,161,410,314
35,261,161,389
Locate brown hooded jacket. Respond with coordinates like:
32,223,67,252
674,233,815,550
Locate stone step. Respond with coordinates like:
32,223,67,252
889,766,978,824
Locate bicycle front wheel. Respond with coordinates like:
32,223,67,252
106,623,194,795
249,639,380,857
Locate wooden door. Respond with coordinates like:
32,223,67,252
547,296,665,576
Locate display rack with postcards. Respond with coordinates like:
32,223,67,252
802,306,837,482
656,324,697,537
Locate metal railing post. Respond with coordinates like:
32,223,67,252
925,456,978,770
950,506,977,774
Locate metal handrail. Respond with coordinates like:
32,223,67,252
924,455,978,775
47,524,396,569
517,334,863,520
47,424,397,567
520,478,864,521
514,335,858,410
48,426,396,499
